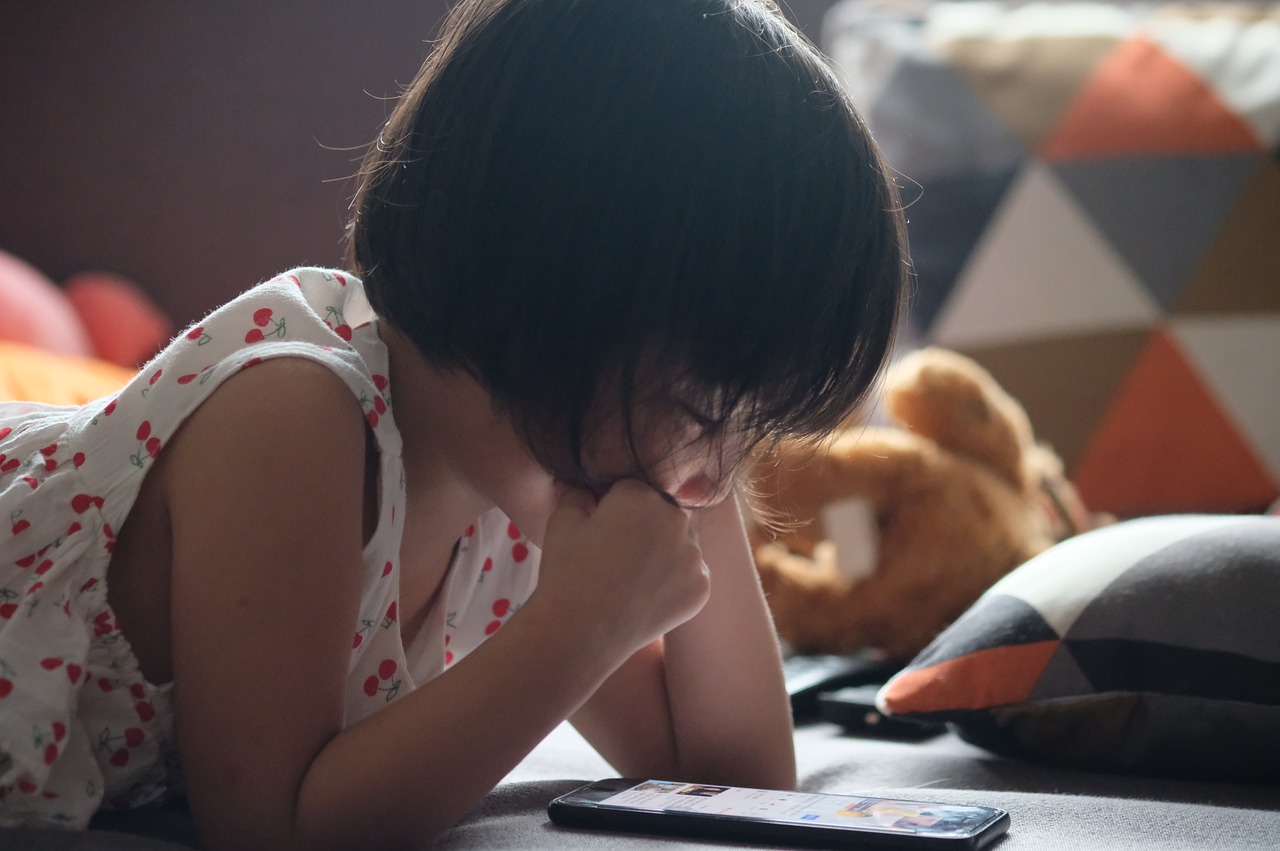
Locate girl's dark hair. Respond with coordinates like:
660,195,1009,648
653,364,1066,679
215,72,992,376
347,0,908,486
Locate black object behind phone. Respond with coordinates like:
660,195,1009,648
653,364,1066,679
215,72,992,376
549,778,1010,849
819,685,946,739
784,652,902,718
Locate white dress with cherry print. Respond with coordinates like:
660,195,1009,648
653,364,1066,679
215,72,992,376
0,268,539,827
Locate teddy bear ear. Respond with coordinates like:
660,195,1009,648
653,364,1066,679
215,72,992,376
885,347,1037,490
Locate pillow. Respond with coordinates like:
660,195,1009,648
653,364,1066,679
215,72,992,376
64,272,175,369
877,514,1280,782
0,250,94,358
824,1,1280,516
0,341,135,406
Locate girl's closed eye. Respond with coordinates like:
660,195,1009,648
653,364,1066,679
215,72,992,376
573,392,747,509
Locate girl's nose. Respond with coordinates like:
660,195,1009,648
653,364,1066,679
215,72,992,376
671,472,716,508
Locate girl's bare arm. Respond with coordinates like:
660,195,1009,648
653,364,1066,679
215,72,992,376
570,494,797,790
164,361,707,850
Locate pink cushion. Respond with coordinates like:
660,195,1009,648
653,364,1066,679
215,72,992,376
0,250,92,357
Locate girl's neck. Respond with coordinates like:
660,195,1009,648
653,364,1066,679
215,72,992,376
378,322,495,548
376,320,562,561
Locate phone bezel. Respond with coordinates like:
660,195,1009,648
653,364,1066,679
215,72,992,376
548,779,1011,850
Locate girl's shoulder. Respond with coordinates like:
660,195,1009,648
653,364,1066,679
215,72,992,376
63,267,398,525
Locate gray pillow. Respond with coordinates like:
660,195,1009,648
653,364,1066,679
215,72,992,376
878,515,1280,782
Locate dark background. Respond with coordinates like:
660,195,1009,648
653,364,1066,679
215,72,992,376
0,1,839,326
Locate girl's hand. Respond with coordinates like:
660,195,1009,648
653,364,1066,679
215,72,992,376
535,479,711,662
568,492,796,789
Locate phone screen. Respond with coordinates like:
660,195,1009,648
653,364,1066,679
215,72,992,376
595,780,1001,838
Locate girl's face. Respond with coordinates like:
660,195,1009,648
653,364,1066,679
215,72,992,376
572,397,745,510
424,371,742,547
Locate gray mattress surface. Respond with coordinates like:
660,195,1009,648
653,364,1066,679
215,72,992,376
8,721,1279,849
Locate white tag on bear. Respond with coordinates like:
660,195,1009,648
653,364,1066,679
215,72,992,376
820,496,879,583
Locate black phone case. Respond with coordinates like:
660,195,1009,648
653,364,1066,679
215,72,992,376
548,781,1010,850
784,652,903,718
818,685,946,739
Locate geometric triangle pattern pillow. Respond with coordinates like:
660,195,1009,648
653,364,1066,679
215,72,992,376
825,1,1280,516
877,515,1280,783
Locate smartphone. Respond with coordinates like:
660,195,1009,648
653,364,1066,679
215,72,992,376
549,778,1010,849
784,652,903,719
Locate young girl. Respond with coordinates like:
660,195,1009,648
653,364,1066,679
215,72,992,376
0,0,905,846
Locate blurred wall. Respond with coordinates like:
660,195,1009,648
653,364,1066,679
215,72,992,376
0,1,836,325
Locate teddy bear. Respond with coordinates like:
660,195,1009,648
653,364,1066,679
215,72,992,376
749,346,1098,662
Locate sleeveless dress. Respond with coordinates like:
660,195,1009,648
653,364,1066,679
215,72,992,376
0,268,540,827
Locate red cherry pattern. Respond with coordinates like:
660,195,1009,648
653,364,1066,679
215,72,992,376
71,494,105,514
362,658,401,702
102,723,148,768
505,522,531,563
37,443,59,473
362,391,389,429
323,305,354,342
484,597,516,637
93,611,116,637
127,421,163,468
245,307,286,343
38,657,85,685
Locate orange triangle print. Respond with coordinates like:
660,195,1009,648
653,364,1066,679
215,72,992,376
880,641,1060,715
1040,37,1264,160
1075,329,1278,515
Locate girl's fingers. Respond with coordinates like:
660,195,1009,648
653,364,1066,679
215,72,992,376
552,482,597,520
